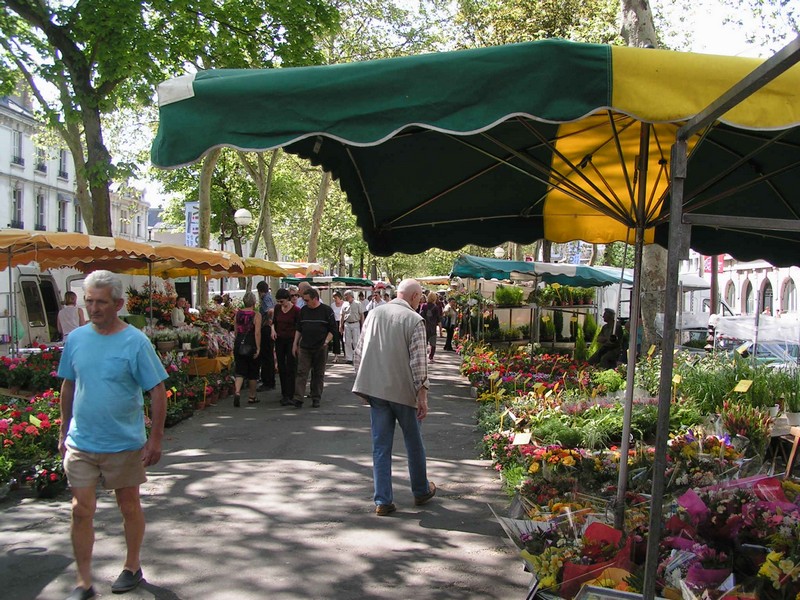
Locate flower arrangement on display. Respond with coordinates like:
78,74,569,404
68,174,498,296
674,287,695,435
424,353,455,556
126,281,177,326
25,455,67,498
0,346,62,393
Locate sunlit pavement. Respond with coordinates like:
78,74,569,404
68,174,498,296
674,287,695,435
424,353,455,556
1,338,529,599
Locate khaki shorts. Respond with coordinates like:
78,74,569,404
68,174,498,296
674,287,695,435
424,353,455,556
63,446,146,490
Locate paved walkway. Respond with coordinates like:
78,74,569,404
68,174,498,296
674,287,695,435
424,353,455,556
1,339,530,599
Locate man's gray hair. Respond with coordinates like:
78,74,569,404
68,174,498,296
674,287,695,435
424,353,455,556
344,290,354,298
84,270,123,301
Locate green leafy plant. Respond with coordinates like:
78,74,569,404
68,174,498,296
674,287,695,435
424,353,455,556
574,325,588,361
494,285,524,306
583,313,597,343
591,368,625,394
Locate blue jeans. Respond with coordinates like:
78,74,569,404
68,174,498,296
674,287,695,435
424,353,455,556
368,396,429,506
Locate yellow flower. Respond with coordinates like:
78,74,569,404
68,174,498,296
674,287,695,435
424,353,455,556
562,455,575,467
529,462,540,474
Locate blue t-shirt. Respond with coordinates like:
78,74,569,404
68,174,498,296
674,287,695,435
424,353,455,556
57,324,168,453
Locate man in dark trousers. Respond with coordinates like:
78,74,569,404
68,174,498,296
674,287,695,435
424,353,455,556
292,286,337,408
256,281,275,391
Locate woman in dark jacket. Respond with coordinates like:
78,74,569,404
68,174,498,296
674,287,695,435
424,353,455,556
233,292,261,407
271,288,301,406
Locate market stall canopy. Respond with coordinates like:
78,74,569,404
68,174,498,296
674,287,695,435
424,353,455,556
417,276,453,286
282,276,375,287
152,39,800,265
275,261,325,276
27,244,245,277
2,231,158,267
451,254,634,287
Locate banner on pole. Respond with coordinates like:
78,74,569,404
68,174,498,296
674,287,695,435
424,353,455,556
185,201,199,247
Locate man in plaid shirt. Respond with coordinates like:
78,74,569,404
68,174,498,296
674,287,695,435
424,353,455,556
352,279,437,516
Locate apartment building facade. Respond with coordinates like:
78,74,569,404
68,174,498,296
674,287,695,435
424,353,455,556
0,93,149,242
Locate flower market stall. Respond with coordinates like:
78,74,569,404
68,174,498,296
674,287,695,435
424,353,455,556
462,338,800,599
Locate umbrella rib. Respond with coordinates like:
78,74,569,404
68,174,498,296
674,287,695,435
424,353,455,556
684,127,794,206
346,146,378,229
515,118,634,222
389,213,532,230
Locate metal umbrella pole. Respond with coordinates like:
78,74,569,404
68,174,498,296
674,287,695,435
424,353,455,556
7,250,16,357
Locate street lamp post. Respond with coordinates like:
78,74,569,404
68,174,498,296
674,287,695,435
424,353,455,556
344,255,354,277
493,246,506,259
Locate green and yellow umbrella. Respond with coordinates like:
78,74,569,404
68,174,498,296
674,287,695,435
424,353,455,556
152,39,800,264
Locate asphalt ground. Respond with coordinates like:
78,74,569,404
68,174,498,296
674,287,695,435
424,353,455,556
1,337,530,600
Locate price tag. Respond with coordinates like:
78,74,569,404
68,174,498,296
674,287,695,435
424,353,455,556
570,316,578,322
541,315,550,323
647,345,656,357
29,414,41,427
513,431,532,445
733,379,753,393
489,371,500,381
672,374,682,385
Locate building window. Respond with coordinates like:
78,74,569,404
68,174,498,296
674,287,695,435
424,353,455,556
725,281,736,308
119,209,129,235
35,147,47,173
74,203,83,233
58,149,69,179
11,130,24,166
35,191,46,230
11,185,24,228
57,195,68,232
782,279,797,313
761,281,773,314
743,280,754,314
136,213,142,238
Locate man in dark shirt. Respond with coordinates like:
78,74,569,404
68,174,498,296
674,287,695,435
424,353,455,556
256,281,275,391
292,286,337,408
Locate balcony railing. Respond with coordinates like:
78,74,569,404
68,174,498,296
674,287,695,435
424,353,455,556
10,220,24,229
11,156,24,166
58,169,69,179
35,163,47,173
57,226,67,232
34,224,47,231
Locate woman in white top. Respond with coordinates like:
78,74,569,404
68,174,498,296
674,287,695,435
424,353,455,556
57,291,86,339
171,297,188,327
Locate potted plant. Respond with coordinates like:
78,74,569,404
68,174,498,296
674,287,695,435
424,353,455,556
26,456,67,499
494,285,524,307
151,329,179,352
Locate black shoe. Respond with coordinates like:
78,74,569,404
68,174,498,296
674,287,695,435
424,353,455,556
312,400,320,408
111,568,143,593
233,394,240,407
293,399,303,408
66,586,96,600
280,397,293,406
345,360,353,365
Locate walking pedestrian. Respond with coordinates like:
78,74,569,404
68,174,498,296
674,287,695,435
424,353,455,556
353,278,436,516
442,298,459,351
340,290,364,364
330,291,344,361
292,286,337,408
419,291,443,362
57,270,168,600
272,288,300,406
233,292,262,406
256,281,275,391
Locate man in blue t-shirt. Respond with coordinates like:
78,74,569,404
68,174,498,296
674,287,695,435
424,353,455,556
57,270,168,600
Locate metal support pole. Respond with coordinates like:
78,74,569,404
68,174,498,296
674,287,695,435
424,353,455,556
614,122,650,529
643,140,690,599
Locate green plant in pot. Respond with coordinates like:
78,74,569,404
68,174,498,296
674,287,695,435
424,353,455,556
494,285,524,306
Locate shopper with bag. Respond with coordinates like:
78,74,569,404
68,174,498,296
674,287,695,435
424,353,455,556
233,292,262,407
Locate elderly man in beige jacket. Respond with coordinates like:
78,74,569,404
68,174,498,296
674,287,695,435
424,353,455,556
352,278,436,516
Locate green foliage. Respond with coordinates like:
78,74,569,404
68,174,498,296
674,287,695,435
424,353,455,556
574,325,587,362
591,368,624,393
583,313,598,342
494,285,524,306
501,464,527,497
601,242,635,268
553,310,563,340
532,419,582,448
